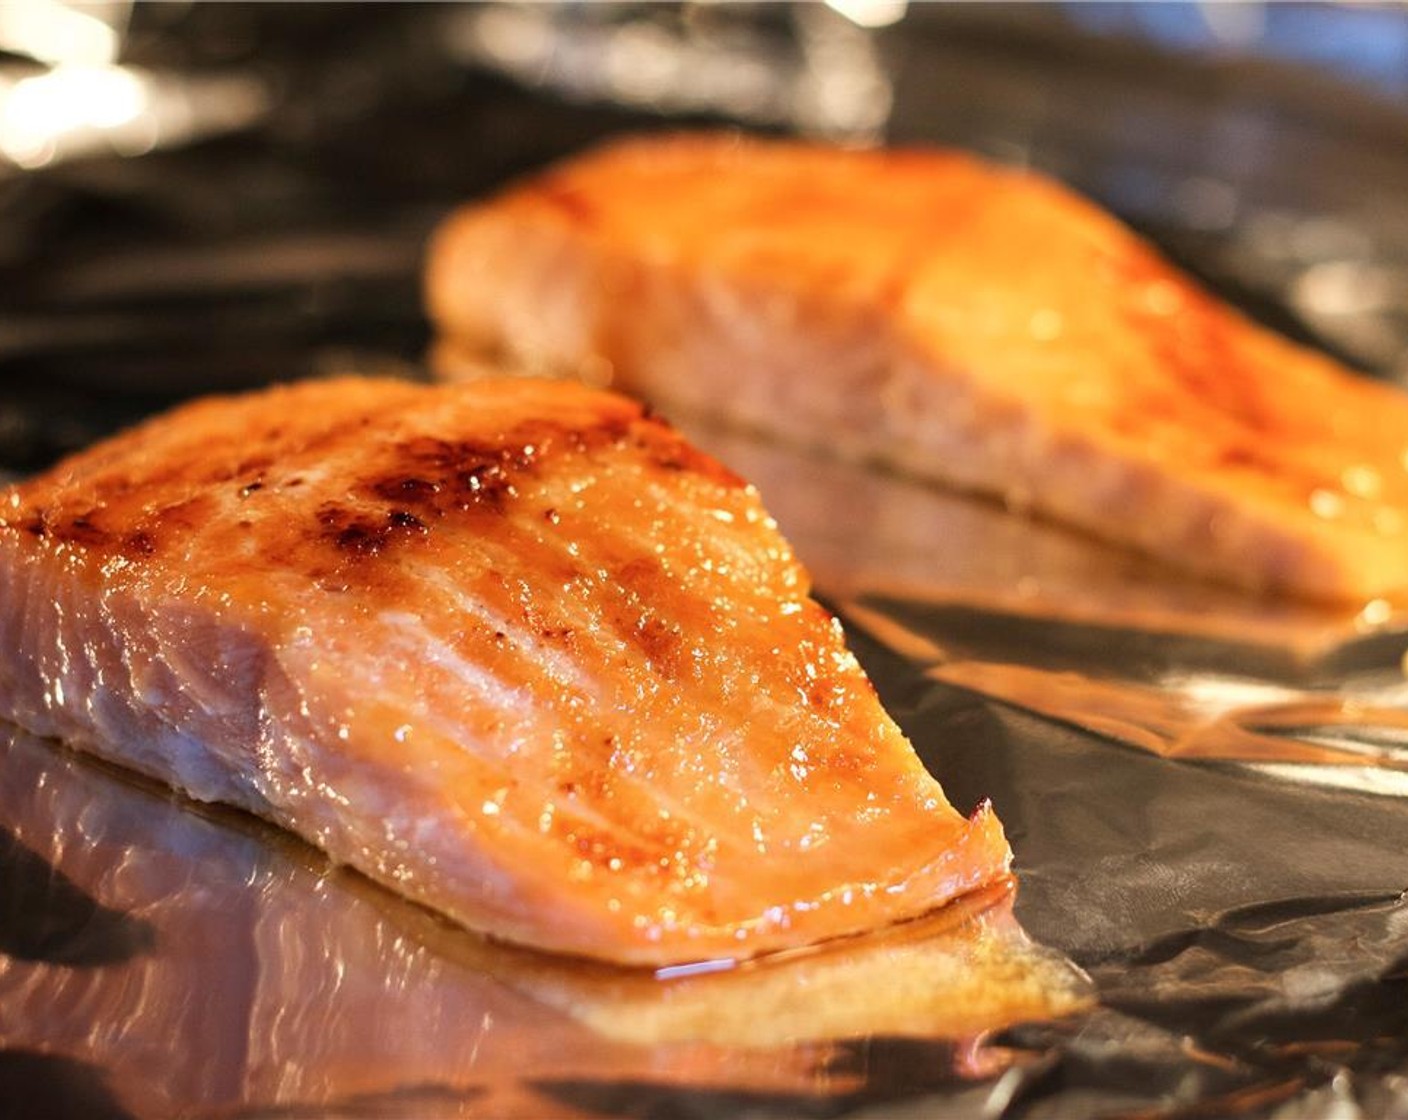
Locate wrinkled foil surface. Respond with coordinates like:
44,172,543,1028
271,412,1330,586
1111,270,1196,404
3,6,1408,1117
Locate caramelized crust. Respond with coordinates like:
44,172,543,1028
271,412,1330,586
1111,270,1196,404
426,133,1408,603
15,379,739,599
0,377,1009,964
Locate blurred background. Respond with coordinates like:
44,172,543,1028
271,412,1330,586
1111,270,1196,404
1,0,1407,475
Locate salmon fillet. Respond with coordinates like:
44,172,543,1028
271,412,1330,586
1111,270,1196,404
0,376,1008,965
425,132,1408,604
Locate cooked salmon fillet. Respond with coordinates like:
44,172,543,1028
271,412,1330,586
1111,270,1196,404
0,376,1008,964
426,132,1408,604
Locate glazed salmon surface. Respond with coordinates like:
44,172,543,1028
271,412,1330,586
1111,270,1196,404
0,377,1009,964
427,133,1408,603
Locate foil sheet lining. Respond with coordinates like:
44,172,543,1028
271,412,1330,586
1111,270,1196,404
3,5,1408,1116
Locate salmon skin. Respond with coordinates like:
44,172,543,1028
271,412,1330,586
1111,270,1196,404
426,133,1408,604
0,377,1009,965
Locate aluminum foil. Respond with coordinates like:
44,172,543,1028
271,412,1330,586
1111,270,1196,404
4,4,1408,1117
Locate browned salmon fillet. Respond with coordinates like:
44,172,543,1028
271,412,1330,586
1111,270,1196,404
426,132,1408,604
0,376,1009,965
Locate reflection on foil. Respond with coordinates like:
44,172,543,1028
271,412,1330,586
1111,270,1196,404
0,727,1087,1119
0,0,268,172
0,63,268,171
0,0,129,67
927,660,1408,798
443,2,895,140
1066,1,1408,102
1293,260,1408,382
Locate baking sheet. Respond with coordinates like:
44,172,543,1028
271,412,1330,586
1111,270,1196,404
6,5,1408,1116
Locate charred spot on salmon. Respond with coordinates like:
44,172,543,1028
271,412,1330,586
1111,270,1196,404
334,523,384,556
50,513,109,548
371,477,441,503
360,417,653,521
318,504,431,559
603,558,690,677
635,615,685,679
538,177,602,227
632,428,746,488
563,416,634,454
235,455,272,477
1104,254,1282,437
147,495,214,537
459,463,517,508
805,680,852,714
121,531,156,558
1205,443,1327,495
615,556,669,601
562,822,672,879
368,438,536,515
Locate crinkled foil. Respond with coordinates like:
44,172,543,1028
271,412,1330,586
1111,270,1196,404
5,5,1408,1117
